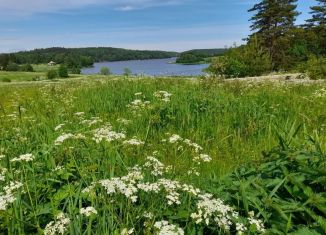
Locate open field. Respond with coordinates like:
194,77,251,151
0,76,325,234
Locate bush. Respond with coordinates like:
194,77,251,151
306,56,326,80
100,66,111,75
70,67,81,74
47,69,58,80
58,64,69,78
6,63,20,71
207,38,272,78
20,64,34,72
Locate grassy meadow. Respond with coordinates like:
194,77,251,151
0,75,325,234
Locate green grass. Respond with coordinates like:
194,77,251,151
0,77,325,234
32,64,60,73
0,71,46,82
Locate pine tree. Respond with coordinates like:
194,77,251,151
248,0,299,66
306,0,326,28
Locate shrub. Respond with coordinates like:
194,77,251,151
20,64,34,72
70,67,81,74
58,64,69,78
47,69,58,80
100,66,111,75
207,38,272,78
306,56,326,80
6,63,20,71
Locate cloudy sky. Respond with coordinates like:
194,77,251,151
0,0,315,52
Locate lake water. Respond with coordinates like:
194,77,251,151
81,57,208,76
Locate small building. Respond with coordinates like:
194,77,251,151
48,61,56,66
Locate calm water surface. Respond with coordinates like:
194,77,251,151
81,57,208,76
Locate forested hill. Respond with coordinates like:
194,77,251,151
176,48,227,64
1,47,178,69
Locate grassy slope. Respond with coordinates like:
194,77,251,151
0,76,325,233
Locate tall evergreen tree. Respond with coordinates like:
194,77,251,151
306,0,326,28
248,0,299,67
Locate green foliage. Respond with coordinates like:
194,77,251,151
47,69,58,80
213,138,326,234
1,77,11,82
100,66,111,75
176,49,226,64
70,67,81,74
207,39,272,78
20,64,34,72
58,64,69,78
6,63,20,71
306,56,326,80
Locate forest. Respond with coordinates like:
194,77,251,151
0,47,178,73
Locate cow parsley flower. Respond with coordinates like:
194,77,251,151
10,153,34,162
54,133,74,145
154,220,184,235
80,207,97,217
44,213,70,235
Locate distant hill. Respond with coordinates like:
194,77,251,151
0,47,178,72
176,48,227,64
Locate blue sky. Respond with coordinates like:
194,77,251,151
0,0,316,53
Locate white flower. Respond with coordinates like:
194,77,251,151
0,155,5,160
0,181,23,211
169,134,183,143
10,153,34,162
54,124,65,131
54,133,74,145
44,213,70,235
93,126,126,143
74,112,85,116
80,207,97,217
121,228,134,235
154,220,184,235
123,138,145,146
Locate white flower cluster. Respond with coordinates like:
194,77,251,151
80,206,98,217
74,112,85,116
99,167,143,203
123,138,145,146
0,181,23,211
143,156,168,176
312,88,326,98
121,228,134,235
0,154,5,160
154,220,184,235
0,168,7,181
93,126,126,143
248,211,265,233
80,117,102,127
127,99,151,111
10,153,34,163
54,123,65,131
117,118,132,125
154,91,172,102
44,212,71,235
54,133,75,146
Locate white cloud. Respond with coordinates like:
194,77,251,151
0,0,184,15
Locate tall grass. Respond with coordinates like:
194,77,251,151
0,77,325,234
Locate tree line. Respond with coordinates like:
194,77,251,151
0,47,177,73
208,0,326,79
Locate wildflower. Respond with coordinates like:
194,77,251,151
80,207,97,217
154,91,172,102
74,112,85,116
134,92,142,96
93,126,126,143
54,133,74,145
121,228,134,235
44,213,70,235
0,181,23,211
117,118,131,125
236,223,247,234
0,168,7,181
0,155,5,160
169,134,183,143
154,220,184,235
54,124,65,131
199,154,212,162
10,153,34,162
123,138,145,146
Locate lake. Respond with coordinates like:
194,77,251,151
81,57,208,76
